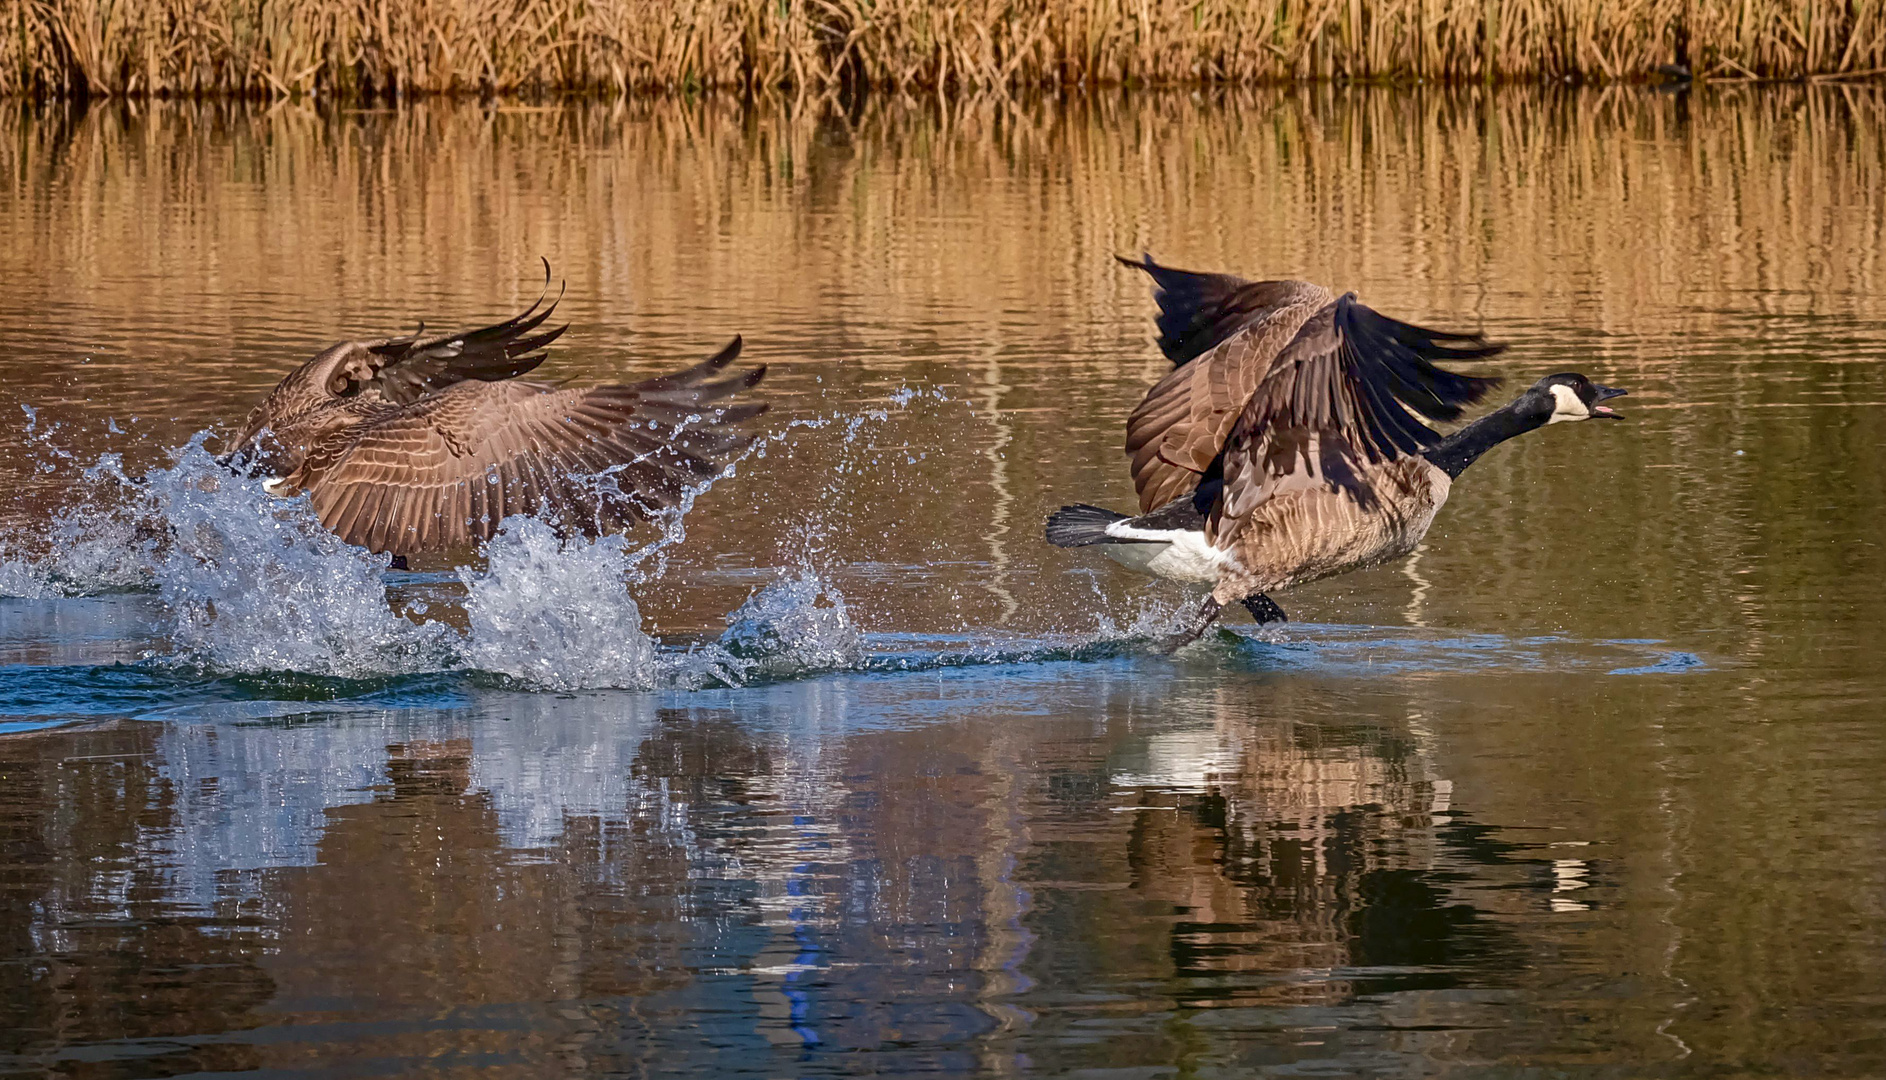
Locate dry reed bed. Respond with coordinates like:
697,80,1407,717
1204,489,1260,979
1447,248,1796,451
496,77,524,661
2,0,1883,98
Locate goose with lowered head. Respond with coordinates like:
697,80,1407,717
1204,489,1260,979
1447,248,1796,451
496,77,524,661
225,264,768,560
1046,255,1626,648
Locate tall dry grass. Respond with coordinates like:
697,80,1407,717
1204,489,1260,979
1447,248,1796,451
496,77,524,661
1,0,1882,98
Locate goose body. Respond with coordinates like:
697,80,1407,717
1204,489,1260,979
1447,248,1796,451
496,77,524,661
1048,255,1624,645
228,269,768,558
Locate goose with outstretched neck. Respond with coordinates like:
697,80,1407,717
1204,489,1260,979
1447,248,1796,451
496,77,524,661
1047,255,1626,649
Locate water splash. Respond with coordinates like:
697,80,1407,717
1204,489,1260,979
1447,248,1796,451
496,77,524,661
461,533,869,690
1,422,158,598
0,390,1011,689
0,514,152,598
460,518,671,690
719,571,865,679
145,437,455,676
0,546,53,599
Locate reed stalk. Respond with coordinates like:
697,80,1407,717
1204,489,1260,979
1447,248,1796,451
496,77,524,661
0,0,1881,98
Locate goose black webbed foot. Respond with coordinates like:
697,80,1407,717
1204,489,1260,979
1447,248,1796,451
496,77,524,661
1162,595,1223,654
387,554,410,571
1241,593,1287,625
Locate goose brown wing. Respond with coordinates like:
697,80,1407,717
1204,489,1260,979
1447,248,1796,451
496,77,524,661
1119,256,1333,513
1211,294,1504,542
282,338,766,555
235,268,568,453
1118,254,1329,367
359,274,568,405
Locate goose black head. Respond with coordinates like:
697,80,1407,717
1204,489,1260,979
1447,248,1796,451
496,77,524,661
1527,373,1627,424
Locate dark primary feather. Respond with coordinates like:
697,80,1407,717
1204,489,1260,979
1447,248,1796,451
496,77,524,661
1333,294,1506,437
1212,294,1503,532
363,270,569,405
232,267,575,463
1117,253,1323,367
1119,259,1333,513
1137,490,1213,531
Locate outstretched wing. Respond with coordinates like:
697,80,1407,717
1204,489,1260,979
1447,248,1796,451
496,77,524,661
282,338,767,554
1119,253,1325,367
236,264,569,451
1118,256,1333,512
358,263,568,405
1211,294,1504,543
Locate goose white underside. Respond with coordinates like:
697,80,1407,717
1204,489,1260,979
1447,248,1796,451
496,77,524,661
1097,521,1232,584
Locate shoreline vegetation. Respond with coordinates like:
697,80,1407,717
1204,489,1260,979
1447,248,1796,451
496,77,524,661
3,1,1882,99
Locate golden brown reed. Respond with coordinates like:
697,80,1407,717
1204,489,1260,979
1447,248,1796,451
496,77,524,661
3,0,1883,99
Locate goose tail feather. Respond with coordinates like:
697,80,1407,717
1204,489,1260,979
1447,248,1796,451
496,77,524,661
1046,504,1130,547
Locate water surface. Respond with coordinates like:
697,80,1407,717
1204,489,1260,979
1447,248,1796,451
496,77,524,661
1,87,1884,1077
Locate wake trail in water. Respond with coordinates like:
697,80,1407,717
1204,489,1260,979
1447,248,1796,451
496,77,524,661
1,393,1707,701
0,392,995,691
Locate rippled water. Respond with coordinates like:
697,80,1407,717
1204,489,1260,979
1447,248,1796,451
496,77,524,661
2,87,1884,1076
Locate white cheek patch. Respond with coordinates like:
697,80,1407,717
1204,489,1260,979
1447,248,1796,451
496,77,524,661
1547,383,1590,424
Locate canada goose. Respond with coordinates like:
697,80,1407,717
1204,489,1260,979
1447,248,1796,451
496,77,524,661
1047,255,1626,648
226,266,768,558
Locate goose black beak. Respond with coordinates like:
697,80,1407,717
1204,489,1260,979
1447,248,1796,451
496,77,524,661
1591,384,1627,419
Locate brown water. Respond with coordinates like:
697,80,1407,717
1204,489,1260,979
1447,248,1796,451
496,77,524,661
1,86,1884,1077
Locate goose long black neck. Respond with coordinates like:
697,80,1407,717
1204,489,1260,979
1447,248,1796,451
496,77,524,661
1422,394,1548,479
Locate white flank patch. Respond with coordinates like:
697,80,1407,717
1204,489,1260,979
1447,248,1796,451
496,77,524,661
261,477,292,495
1098,522,1230,584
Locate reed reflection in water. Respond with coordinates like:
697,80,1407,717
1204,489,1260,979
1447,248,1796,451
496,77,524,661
0,85,1883,1077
